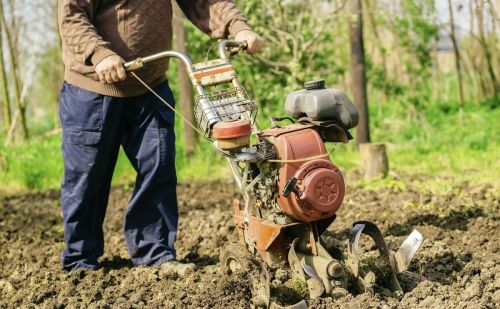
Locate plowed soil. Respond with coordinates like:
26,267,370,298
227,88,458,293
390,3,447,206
0,174,499,308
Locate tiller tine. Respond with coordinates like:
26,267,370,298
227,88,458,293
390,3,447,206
288,238,326,299
301,263,326,299
393,229,424,273
347,221,424,294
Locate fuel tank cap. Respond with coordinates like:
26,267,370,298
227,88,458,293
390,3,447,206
304,79,326,90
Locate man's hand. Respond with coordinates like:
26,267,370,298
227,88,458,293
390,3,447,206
95,55,126,84
234,30,264,54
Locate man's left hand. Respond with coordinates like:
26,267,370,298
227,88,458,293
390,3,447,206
234,30,264,54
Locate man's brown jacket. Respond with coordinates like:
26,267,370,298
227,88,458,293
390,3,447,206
58,0,252,97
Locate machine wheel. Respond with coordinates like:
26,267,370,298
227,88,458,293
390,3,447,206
220,243,254,274
220,242,271,308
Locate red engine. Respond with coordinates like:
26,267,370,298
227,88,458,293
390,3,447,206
260,124,345,223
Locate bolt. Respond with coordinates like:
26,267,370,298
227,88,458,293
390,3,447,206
327,261,344,279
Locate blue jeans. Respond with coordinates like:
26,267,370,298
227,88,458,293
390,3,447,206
59,81,178,270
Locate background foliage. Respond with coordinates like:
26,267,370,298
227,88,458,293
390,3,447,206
0,0,498,193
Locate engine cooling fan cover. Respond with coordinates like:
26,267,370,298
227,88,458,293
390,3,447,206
296,160,345,214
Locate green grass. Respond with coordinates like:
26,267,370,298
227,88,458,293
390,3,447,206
0,96,498,194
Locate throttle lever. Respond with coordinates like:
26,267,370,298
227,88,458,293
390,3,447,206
229,41,248,55
219,40,248,59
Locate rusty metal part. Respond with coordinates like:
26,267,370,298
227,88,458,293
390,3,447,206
213,120,252,139
231,204,312,308
288,236,351,299
288,238,325,299
233,199,338,267
259,123,314,138
260,125,345,222
233,200,289,265
295,160,345,214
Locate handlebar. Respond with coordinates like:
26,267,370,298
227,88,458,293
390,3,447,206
123,50,192,71
123,40,247,71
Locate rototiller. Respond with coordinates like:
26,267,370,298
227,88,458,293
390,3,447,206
125,40,424,308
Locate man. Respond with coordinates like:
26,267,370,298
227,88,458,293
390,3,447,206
58,0,263,271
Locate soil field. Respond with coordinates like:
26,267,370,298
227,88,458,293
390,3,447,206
0,175,499,308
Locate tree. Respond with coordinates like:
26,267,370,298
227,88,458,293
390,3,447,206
173,3,196,157
448,0,466,107
0,0,29,142
349,0,370,144
475,0,499,97
0,13,11,133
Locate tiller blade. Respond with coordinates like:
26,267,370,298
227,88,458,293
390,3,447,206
394,229,424,273
347,221,424,294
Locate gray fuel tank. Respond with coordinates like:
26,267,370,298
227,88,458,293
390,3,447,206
284,80,359,129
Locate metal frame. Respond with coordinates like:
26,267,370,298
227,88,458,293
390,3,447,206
124,40,261,220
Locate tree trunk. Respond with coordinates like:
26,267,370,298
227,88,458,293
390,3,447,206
476,0,499,97
0,1,28,140
447,0,466,107
0,17,11,133
173,3,196,157
467,0,485,101
431,42,442,102
359,143,389,180
365,0,388,100
349,0,370,144
467,1,489,100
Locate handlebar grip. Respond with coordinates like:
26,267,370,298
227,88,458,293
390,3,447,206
123,58,144,71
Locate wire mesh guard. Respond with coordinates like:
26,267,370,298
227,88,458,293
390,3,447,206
194,87,257,139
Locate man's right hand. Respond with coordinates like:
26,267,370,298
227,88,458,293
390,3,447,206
95,55,126,84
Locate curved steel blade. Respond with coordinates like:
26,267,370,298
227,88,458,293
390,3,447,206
394,229,424,273
350,221,403,293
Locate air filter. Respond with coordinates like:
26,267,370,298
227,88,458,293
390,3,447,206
212,120,252,151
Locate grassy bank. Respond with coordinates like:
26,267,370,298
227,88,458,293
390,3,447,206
0,98,498,194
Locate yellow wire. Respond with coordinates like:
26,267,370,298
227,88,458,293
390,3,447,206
267,147,336,163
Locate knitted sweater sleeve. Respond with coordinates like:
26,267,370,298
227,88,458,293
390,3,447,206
175,0,252,39
58,0,116,66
